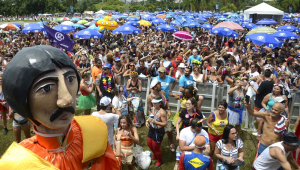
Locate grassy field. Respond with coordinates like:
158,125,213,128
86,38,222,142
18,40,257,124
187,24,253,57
0,109,257,170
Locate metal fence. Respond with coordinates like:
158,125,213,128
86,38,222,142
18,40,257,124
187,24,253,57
118,76,300,130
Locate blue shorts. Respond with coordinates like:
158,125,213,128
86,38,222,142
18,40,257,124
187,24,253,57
257,142,268,157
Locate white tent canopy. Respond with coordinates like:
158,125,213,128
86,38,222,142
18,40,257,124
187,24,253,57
244,2,284,24
95,10,107,15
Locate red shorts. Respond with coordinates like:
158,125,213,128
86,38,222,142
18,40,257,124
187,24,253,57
254,107,261,111
208,132,223,142
0,104,7,112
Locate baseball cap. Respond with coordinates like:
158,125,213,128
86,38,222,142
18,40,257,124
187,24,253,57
158,67,167,73
150,78,160,88
176,56,183,62
287,56,294,61
115,57,121,61
100,96,111,106
103,63,111,69
178,63,186,68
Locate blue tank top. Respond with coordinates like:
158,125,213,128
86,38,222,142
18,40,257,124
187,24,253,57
267,94,275,109
183,152,211,170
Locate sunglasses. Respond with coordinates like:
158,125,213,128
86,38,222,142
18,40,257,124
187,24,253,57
103,68,109,71
130,65,134,67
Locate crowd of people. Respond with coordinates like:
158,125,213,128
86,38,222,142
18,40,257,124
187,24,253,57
2,12,300,170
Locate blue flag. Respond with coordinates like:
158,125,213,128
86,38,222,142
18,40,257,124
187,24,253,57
44,25,74,52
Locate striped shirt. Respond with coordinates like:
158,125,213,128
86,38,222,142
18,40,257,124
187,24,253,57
216,138,243,163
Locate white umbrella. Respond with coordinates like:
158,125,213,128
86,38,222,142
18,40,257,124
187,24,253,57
61,21,74,26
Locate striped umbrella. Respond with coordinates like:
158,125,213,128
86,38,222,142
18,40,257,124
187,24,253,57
0,23,19,31
247,27,277,35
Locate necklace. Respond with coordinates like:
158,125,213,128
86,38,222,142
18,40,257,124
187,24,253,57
102,71,113,92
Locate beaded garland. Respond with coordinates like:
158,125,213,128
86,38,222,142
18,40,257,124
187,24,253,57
102,71,113,92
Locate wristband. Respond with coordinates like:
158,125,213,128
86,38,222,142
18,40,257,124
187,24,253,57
212,128,215,131
117,140,121,143
257,134,262,137
223,156,225,162
292,130,295,133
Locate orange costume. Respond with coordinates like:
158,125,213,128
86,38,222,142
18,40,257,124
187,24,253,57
0,116,119,170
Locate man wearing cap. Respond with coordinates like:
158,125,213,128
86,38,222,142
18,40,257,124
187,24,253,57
179,66,194,92
253,132,300,170
0,46,119,170
245,101,289,160
169,56,183,78
112,57,124,75
147,78,175,152
96,63,121,111
128,44,137,58
92,96,122,146
178,132,214,170
152,67,176,101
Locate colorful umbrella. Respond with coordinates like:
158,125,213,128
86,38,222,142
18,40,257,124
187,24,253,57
74,29,103,39
61,21,74,26
0,23,19,31
138,20,151,26
155,24,178,32
213,21,244,31
77,20,88,25
157,15,166,19
112,25,141,34
61,17,70,21
272,31,299,40
246,33,280,48
247,27,277,35
173,31,193,40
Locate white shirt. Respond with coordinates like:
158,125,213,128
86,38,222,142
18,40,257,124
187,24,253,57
91,112,119,145
248,71,259,78
179,127,209,146
227,52,240,63
254,142,290,170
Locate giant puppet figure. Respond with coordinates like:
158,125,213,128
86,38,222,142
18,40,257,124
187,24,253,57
0,45,119,170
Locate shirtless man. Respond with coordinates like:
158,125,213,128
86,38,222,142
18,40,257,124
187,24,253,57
245,100,289,157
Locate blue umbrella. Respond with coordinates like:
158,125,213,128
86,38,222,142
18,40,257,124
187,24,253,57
201,24,213,30
22,24,45,33
155,24,178,32
188,22,201,28
127,17,139,21
124,21,140,27
181,21,190,27
74,13,81,15
293,18,299,22
256,19,277,25
12,23,21,28
170,20,181,27
151,19,166,25
277,25,298,32
242,22,257,29
88,24,101,31
272,31,299,40
121,15,128,19
218,17,228,21
229,13,239,18
71,18,80,22
68,13,72,15
71,24,86,29
112,25,141,34
53,24,75,33
246,33,280,48
229,18,240,23
211,27,237,37
195,17,207,23
112,15,121,20
37,21,48,25
74,29,103,39
94,17,104,21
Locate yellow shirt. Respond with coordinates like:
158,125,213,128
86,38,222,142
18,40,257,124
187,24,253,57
208,111,228,135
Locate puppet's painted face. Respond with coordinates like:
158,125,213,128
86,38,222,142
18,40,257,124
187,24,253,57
28,66,78,130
